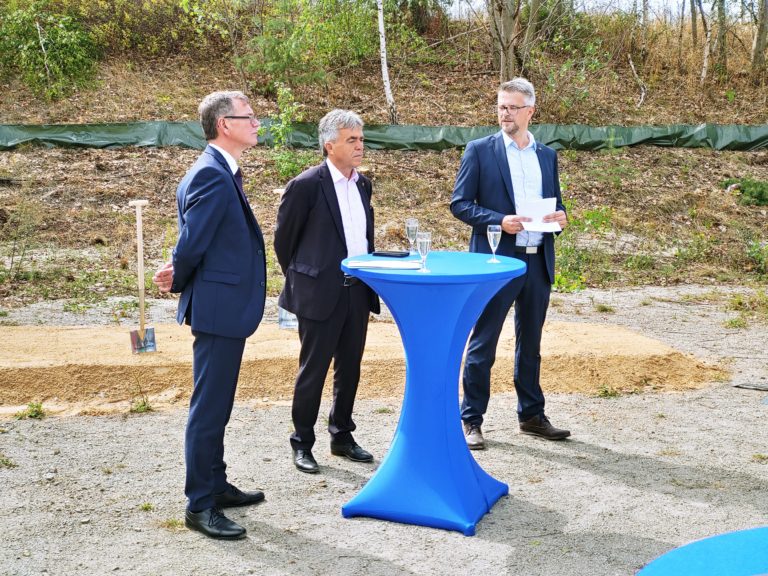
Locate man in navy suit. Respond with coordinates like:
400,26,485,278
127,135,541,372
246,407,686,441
152,91,267,539
275,109,380,474
451,78,571,450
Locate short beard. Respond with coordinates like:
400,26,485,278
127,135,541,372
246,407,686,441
501,122,519,137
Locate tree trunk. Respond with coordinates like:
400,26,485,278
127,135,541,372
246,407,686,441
521,0,542,69
377,0,398,124
697,0,710,83
715,0,728,79
491,0,521,82
641,0,649,59
690,0,698,48
678,0,686,73
753,0,768,80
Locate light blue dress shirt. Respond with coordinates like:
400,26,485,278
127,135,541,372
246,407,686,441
502,130,543,247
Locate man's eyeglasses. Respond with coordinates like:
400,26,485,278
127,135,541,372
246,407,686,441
223,115,260,125
497,105,530,114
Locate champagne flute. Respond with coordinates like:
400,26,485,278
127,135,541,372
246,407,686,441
416,231,431,273
405,218,419,255
487,224,502,263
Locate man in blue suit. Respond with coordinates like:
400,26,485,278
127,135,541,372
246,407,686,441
451,78,570,450
152,91,267,539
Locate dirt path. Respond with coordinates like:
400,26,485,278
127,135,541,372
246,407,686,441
1,285,767,576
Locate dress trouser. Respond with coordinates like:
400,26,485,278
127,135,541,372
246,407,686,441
185,331,246,512
290,283,370,450
461,251,551,425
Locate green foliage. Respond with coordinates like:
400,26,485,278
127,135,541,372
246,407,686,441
595,384,620,398
0,453,17,468
244,0,425,90
723,316,747,329
746,240,768,276
58,0,202,56
0,1,98,99
15,401,45,420
130,383,153,414
727,290,768,323
264,84,318,181
722,177,768,206
0,200,41,283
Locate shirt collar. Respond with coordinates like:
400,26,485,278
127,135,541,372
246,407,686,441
326,158,359,184
501,130,536,152
209,143,239,175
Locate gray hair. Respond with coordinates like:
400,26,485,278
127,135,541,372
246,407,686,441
499,78,536,107
198,91,250,140
318,109,364,157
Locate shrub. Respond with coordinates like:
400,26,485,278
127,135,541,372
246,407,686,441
0,1,98,99
55,0,205,57
244,0,425,90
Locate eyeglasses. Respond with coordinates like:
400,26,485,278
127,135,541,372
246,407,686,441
497,105,530,114
223,115,260,125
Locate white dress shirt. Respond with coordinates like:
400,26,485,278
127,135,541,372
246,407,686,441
326,159,369,258
209,143,239,176
502,131,543,247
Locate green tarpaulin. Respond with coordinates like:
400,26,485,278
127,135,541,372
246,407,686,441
1,121,767,151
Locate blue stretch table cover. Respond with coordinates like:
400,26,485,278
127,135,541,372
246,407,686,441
341,251,526,535
638,527,768,575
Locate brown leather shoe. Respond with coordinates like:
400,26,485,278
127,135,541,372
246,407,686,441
463,422,486,450
519,414,571,440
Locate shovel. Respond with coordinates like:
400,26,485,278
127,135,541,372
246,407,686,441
129,199,156,353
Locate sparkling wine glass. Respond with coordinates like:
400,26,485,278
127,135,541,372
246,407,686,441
416,231,431,273
487,224,502,263
406,218,419,255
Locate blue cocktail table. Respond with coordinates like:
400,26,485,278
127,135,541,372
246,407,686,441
638,526,768,575
341,251,526,535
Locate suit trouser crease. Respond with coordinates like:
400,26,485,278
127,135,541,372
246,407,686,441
291,284,370,450
461,252,550,425
185,331,245,512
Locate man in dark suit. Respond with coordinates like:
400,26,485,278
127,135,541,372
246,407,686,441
274,109,380,474
451,78,571,450
152,91,267,539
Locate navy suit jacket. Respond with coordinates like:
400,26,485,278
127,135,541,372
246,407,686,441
171,145,266,338
274,162,380,321
450,131,565,284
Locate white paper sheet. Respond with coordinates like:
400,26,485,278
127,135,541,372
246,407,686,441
346,259,422,270
517,198,562,232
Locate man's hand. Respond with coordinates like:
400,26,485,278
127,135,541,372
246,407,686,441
501,214,532,235
153,262,174,293
543,210,568,231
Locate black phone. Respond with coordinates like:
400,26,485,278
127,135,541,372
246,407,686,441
372,250,410,258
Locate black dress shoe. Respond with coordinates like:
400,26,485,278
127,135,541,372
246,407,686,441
185,507,246,540
519,414,571,440
330,442,374,462
293,448,319,473
213,485,265,508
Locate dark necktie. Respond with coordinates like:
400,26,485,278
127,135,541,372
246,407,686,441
234,168,243,192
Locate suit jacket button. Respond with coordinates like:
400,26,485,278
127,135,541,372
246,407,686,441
260,281,265,287
257,249,263,255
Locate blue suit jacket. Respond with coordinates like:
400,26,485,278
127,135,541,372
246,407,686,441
274,162,380,322
171,145,266,338
450,131,565,284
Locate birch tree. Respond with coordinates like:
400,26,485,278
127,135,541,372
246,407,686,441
377,0,398,124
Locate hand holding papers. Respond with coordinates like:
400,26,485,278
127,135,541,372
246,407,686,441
517,198,562,232
346,258,422,270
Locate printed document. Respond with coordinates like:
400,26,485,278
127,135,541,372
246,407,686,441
517,198,561,232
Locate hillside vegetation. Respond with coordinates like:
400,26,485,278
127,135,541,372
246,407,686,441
0,1,767,318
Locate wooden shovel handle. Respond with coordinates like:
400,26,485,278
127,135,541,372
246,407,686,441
129,200,149,337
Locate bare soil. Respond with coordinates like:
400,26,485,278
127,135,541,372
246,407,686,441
0,318,724,417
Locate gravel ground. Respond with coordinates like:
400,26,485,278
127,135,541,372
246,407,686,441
2,285,768,575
